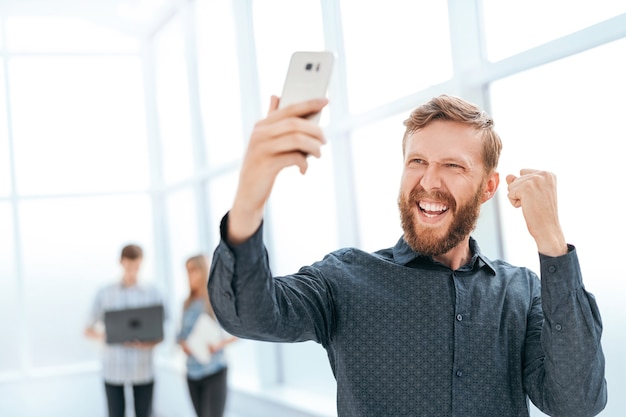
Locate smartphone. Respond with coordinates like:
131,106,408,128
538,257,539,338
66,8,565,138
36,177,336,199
278,51,335,124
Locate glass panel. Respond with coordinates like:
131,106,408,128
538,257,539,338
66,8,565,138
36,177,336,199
490,39,626,417
340,1,452,114
0,203,20,373
5,16,141,53
351,115,406,252
267,149,339,276
154,15,194,185
19,194,154,368
483,0,626,61
0,59,11,197
206,171,239,249
9,56,150,196
491,39,626,272
165,187,200,326
227,339,263,390
253,0,326,115
281,341,336,399
195,0,245,169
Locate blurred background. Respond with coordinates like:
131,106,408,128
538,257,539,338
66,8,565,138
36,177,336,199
0,0,625,416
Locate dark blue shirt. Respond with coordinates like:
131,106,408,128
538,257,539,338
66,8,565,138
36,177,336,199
209,214,607,417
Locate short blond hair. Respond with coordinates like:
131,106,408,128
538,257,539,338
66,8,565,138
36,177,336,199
403,94,502,173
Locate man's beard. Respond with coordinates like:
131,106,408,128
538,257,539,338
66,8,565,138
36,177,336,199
398,184,484,257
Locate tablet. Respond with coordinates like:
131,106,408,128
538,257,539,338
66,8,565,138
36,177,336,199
185,313,223,364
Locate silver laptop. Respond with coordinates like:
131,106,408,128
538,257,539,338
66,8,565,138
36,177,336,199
104,305,164,344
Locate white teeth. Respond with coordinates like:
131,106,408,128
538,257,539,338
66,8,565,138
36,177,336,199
419,201,448,212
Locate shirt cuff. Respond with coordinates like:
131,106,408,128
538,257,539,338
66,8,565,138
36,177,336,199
539,244,583,303
218,211,266,274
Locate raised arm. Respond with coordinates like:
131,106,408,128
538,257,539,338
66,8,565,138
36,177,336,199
507,169,607,416
208,96,333,344
228,96,328,244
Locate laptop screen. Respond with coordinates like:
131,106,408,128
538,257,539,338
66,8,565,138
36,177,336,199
104,305,164,344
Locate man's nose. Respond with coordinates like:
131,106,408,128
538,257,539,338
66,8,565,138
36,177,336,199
420,164,442,191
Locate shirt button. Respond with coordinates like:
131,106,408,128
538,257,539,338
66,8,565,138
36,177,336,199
224,291,233,300
548,265,557,273
456,314,463,322
555,324,562,331
456,370,463,377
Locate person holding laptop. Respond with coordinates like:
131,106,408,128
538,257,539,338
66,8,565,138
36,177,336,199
178,254,237,417
85,243,164,417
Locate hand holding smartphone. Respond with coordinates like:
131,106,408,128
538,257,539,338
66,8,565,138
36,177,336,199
226,52,334,244
278,51,335,124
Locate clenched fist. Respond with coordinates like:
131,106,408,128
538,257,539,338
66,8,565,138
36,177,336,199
506,169,567,257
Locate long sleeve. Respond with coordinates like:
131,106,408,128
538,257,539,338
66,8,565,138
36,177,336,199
208,213,335,346
523,245,607,417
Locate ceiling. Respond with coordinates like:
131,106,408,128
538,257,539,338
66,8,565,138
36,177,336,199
0,0,188,39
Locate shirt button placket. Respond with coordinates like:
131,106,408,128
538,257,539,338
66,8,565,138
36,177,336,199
451,271,468,415
454,313,464,378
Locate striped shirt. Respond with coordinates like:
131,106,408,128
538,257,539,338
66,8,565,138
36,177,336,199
87,282,163,384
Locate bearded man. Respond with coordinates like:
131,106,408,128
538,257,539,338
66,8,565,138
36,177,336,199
208,94,607,417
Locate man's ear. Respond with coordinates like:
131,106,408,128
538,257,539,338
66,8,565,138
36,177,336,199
481,171,500,203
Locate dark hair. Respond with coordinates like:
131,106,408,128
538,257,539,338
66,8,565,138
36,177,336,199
403,94,502,173
120,244,143,260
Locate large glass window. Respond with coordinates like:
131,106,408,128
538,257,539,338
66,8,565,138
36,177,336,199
491,39,626,272
482,0,626,61
165,187,200,323
253,0,326,115
9,56,150,196
195,0,245,169
266,152,339,276
154,13,194,185
281,340,336,404
19,195,154,368
491,38,626,417
0,203,20,373
0,59,11,198
226,338,263,391
340,1,452,114
205,172,239,248
4,16,141,54
2,3,625,417
351,115,406,252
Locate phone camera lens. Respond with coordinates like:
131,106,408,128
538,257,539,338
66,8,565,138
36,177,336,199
305,63,313,71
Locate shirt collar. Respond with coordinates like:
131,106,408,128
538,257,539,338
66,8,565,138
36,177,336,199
392,235,497,275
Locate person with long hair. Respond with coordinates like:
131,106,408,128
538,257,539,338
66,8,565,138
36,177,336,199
178,254,237,417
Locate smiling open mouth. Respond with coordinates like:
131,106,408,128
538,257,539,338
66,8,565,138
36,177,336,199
418,201,449,218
